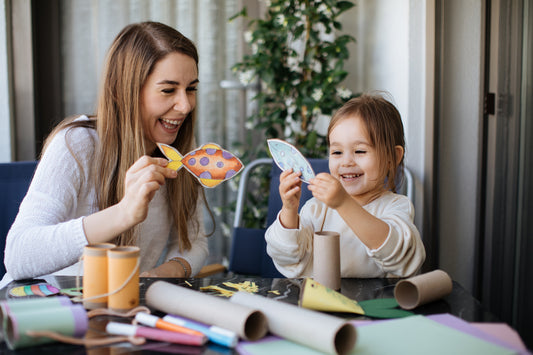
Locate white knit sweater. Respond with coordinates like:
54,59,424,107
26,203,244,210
265,192,425,278
3,116,208,283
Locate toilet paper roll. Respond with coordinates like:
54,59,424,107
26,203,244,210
83,243,116,309
5,304,88,349
230,291,356,355
394,269,453,310
107,246,140,312
313,231,341,291
145,281,267,341
0,296,73,341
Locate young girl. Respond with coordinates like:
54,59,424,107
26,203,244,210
3,22,213,282
265,93,425,278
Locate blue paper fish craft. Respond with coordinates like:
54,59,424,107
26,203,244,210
158,143,244,188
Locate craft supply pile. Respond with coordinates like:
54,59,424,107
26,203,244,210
0,267,525,355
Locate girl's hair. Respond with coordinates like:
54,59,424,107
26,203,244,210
43,21,212,250
326,93,406,193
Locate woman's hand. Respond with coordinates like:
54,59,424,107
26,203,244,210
308,173,350,209
118,156,177,228
279,169,302,229
140,258,190,278
82,156,177,244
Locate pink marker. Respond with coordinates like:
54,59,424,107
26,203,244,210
106,322,207,346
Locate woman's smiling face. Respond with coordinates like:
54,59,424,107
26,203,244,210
140,52,198,153
328,114,385,205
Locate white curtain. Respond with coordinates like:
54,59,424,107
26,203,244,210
59,0,247,264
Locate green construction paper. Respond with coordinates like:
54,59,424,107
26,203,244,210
350,315,514,355
241,337,324,355
359,298,414,319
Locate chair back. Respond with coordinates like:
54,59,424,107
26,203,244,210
229,158,329,278
0,161,39,276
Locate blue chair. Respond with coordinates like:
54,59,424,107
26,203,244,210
229,158,330,277
228,158,415,277
0,161,39,276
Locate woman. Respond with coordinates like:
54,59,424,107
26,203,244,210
3,21,213,282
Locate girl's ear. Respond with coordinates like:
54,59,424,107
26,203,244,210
394,145,404,166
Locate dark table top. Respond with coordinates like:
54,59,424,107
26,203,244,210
0,273,498,354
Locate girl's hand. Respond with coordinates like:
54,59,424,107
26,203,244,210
279,169,302,211
309,173,350,209
118,156,177,228
140,258,190,278
278,169,302,229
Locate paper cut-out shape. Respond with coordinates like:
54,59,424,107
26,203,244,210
8,283,60,298
158,143,244,188
267,139,315,183
299,278,413,319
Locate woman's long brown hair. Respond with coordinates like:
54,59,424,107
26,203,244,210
43,22,212,250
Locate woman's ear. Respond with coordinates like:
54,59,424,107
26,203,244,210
394,145,404,166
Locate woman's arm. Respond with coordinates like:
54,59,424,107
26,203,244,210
140,198,209,277
82,156,177,244
5,127,95,279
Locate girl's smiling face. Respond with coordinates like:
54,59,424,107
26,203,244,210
140,52,198,153
328,114,386,205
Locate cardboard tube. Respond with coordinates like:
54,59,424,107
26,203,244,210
231,292,356,355
313,231,341,291
83,243,116,309
5,304,88,349
394,269,453,310
145,281,267,341
0,296,73,342
107,246,140,312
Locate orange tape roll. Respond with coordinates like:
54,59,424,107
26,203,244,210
107,246,140,312
83,243,116,309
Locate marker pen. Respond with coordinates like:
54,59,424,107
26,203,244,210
106,322,207,346
135,312,204,337
162,314,239,348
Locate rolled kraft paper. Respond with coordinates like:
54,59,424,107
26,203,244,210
5,304,88,350
107,246,140,312
145,281,268,341
0,296,73,341
394,269,453,310
230,292,357,355
83,243,116,309
313,231,341,291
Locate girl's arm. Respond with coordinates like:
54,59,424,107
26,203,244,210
278,169,303,229
308,173,389,250
265,199,326,277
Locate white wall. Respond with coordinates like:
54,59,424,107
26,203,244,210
342,0,485,292
342,0,431,235
0,0,12,162
437,0,485,292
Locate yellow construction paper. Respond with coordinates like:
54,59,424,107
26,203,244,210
299,278,365,315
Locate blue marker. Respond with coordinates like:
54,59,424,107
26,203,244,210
162,314,238,348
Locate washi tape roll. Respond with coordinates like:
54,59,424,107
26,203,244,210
0,296,73,342
107,246,140,312
145,281,268,341
4,304,88,349
83,243,116,309
231,291,357,355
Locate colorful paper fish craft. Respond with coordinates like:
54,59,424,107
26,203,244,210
157,143,244,188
